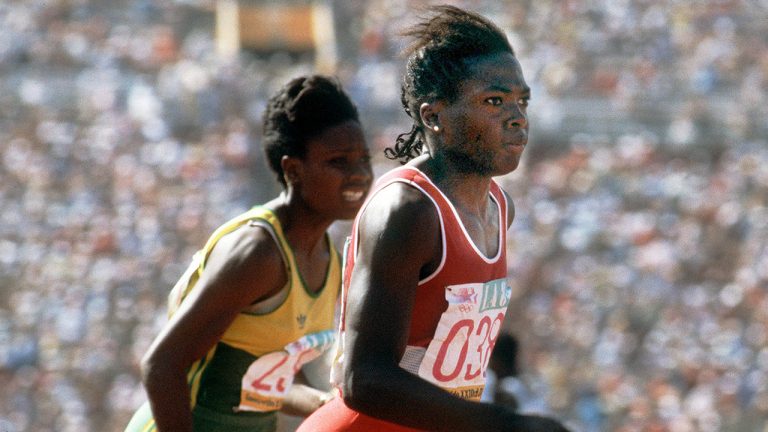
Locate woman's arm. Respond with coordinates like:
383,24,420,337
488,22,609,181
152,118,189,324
280,370,335,416
140,226,286,431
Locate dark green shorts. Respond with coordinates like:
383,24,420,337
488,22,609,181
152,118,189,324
125,401,278,432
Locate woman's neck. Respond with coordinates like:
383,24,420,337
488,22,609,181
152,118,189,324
264,193,331,255
412,153,493,214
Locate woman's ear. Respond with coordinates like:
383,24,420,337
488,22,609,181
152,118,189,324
281,155,302,186
419,101,443,133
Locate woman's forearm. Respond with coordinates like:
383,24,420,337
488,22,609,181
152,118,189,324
142,362,194,432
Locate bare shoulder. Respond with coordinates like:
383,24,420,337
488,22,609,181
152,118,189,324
358,182,440,258
201,221,286,304
212,222,283,267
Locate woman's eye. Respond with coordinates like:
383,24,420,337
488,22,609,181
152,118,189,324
485,97,503,106
518,98,530,107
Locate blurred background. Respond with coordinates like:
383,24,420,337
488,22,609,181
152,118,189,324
0,0,766,431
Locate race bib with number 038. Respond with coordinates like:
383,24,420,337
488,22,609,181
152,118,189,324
406,279,511,400
236,330,334,412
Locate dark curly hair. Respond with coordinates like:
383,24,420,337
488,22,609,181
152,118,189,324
263,75,360,187
385,5,515,163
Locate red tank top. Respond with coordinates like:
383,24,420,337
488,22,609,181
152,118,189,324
334,166,510,401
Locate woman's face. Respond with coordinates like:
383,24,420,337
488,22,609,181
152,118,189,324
434,52,530,177
292,119,373,220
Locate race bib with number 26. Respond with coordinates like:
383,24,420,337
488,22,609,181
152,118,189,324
237,330,334,412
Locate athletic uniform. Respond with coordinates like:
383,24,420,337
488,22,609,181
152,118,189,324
298,166,511,431
126,207,340,432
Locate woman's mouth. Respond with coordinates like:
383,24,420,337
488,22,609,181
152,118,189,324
342,190,365,202
505,141,526,153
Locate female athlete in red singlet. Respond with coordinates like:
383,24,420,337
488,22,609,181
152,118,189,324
298,5,569,432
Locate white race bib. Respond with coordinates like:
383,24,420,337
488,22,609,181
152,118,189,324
237,330,334,412
412,279,511,400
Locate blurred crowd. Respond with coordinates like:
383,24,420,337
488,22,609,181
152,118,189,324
0,0,766,431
